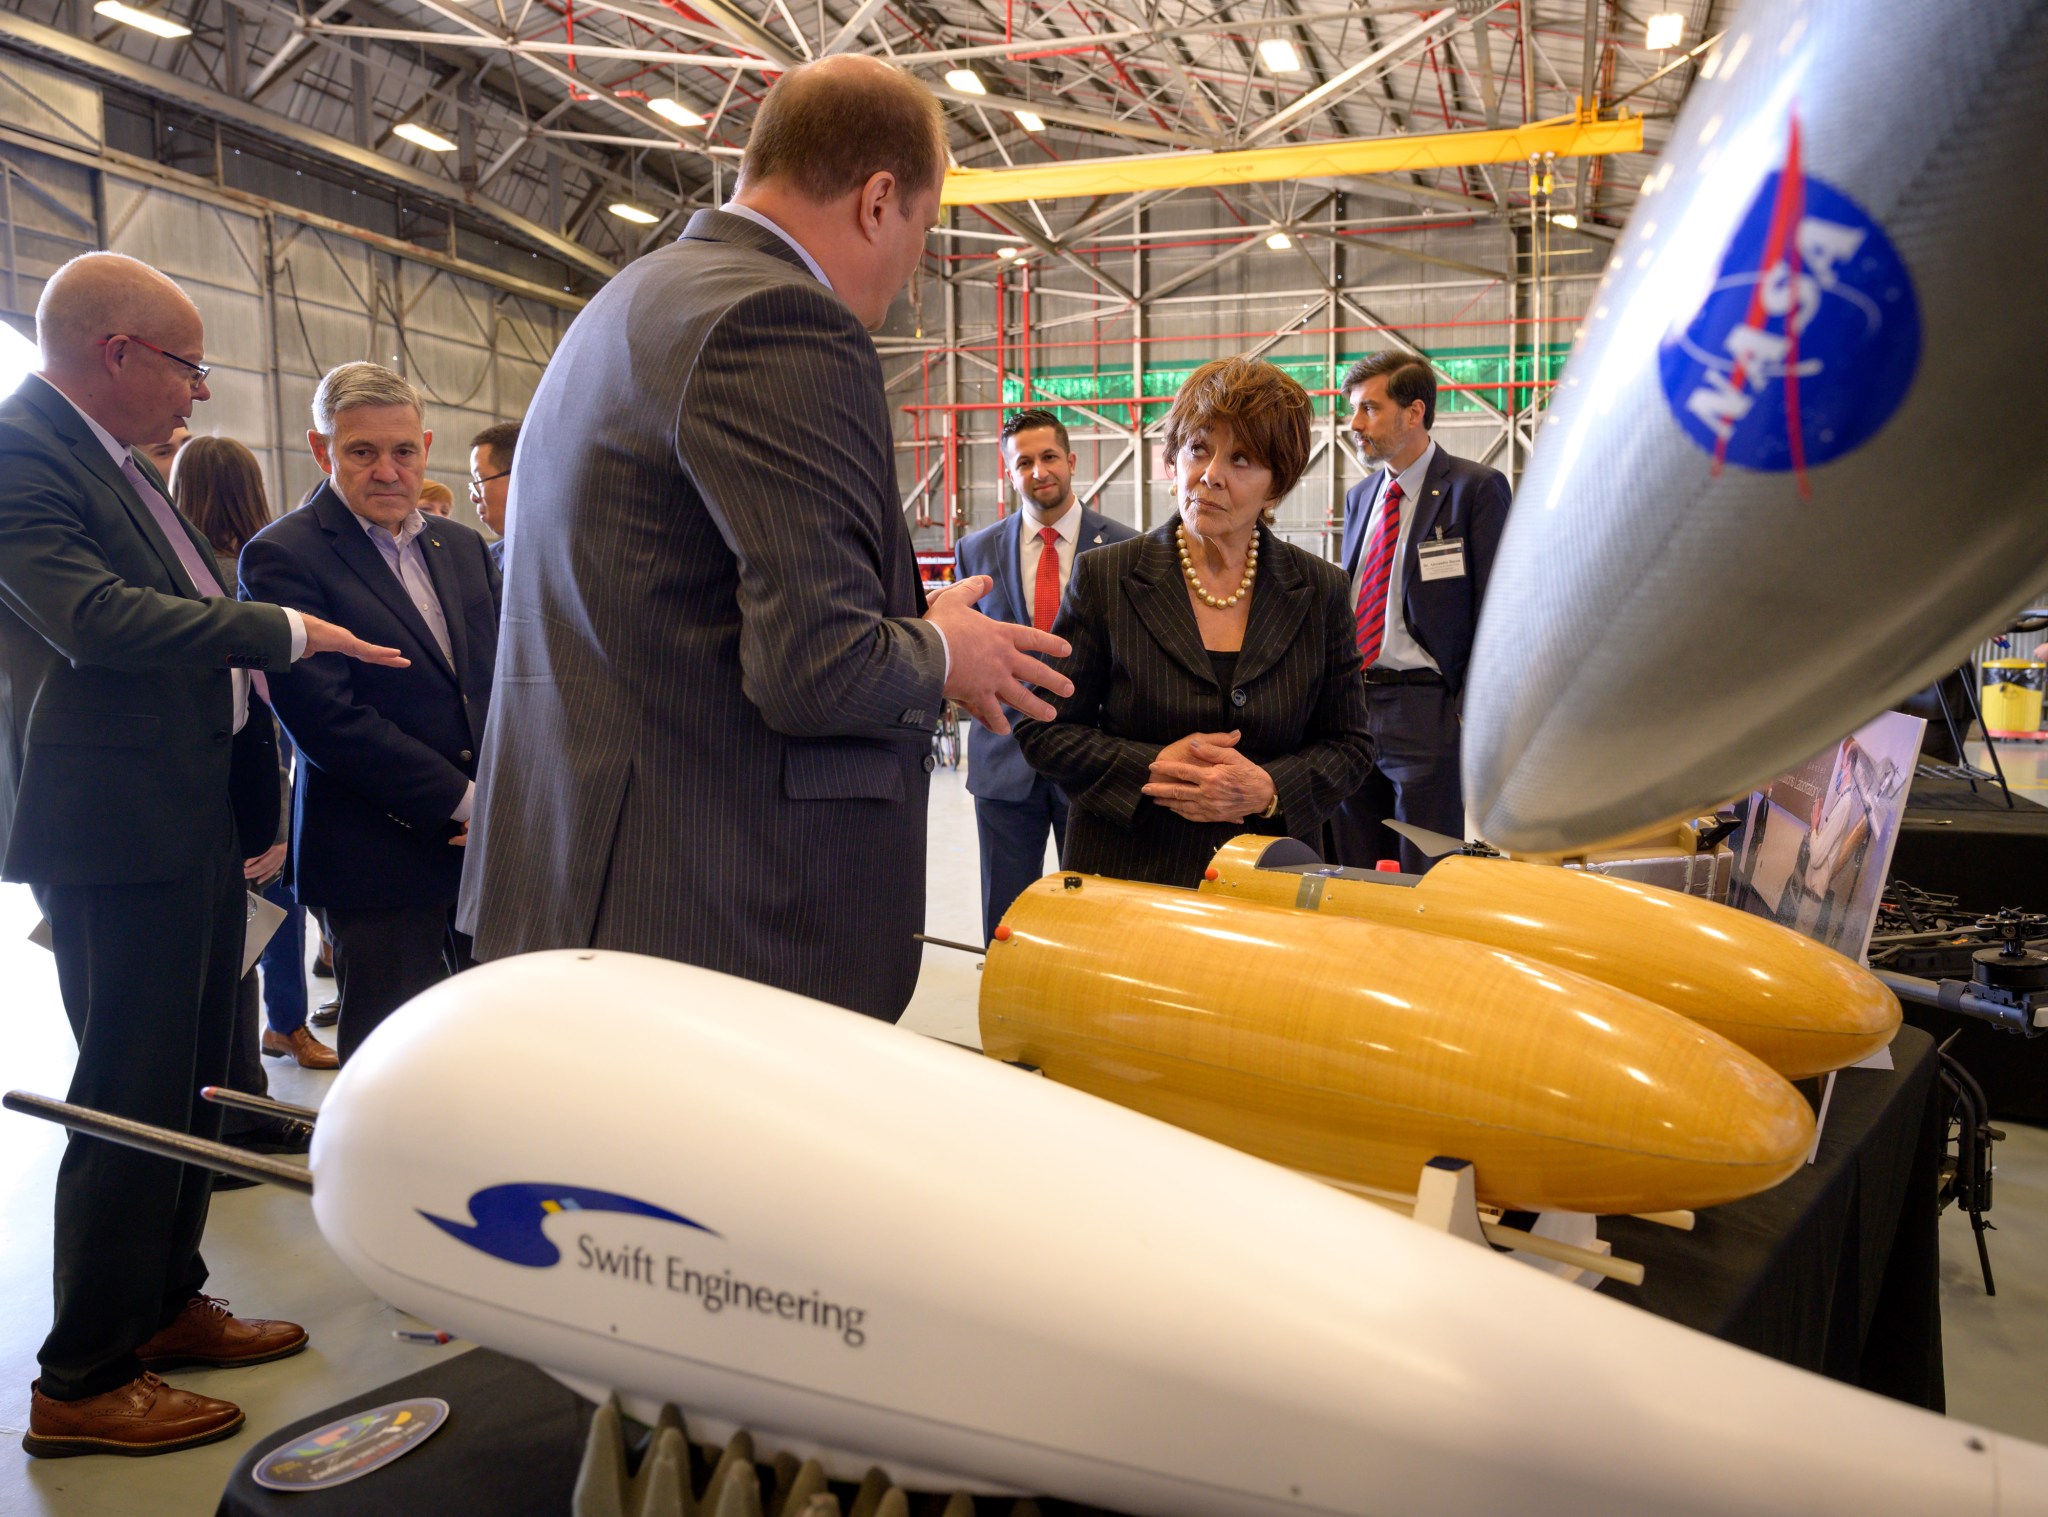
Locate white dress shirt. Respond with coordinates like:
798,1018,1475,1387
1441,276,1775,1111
721,203,835,290
348,504,474,824
1018,499,1082,611
1351,438,1441,673
48,381,306,729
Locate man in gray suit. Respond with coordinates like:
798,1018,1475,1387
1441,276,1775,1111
458,57,1069,1021
955,408,1136,941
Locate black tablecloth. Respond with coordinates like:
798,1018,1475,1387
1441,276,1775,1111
1601,1023,1944,1409
217,1349,593,1517
221,1031,1946,1515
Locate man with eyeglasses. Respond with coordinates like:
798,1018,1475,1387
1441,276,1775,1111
0,252,405,1459
468,419,518,573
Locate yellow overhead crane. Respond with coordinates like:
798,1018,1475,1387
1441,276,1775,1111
940,110,1643,206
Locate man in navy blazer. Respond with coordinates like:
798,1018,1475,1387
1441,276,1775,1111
955,408,1137,940
241,363,501,1062
1330,353,1511,874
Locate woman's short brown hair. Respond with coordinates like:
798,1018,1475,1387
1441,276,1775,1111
1160,357,1313,521
170,435,272,557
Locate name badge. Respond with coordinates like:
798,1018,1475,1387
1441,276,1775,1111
1416,536,1466,582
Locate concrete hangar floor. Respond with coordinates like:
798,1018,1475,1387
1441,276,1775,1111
0,764,2044,1516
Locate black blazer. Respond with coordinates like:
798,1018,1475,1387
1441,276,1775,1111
954,506,1138,803
1014,522,1373,889
0,375,294,885
239,482,500,911
1339,443,1511,699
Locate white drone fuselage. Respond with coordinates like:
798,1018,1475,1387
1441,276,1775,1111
310,951,2048,1517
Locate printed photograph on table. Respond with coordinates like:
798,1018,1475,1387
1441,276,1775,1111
1727,710,1924,963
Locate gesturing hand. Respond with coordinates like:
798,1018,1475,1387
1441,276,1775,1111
1142,730,1276,823
925,575,1073,736
299,612,410,668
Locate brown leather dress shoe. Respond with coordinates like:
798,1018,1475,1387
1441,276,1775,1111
262,1025,339,1070
24,1373,243,1458
135,1297,308,1372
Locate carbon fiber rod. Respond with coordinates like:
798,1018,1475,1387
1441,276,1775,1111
2,1091,315,1195
199,1086,319,1124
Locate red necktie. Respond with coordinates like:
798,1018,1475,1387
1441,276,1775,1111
1032,526,1062,632
1353,480,1403,668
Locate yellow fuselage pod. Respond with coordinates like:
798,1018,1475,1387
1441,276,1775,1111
982,875,1815,1216
1199,839,1901,1079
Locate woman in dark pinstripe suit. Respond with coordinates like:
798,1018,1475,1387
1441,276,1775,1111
1014,358,1373,890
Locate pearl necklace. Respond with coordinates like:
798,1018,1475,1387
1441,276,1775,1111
1177,525,1258,609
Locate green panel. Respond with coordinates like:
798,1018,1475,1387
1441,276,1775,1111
1000,344,1569,428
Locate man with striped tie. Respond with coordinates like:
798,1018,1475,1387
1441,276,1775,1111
955,408,1137,942
1328,353,1512,874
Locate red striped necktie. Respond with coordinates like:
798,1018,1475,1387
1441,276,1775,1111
1032,526,1062,632
1353,480,1403,668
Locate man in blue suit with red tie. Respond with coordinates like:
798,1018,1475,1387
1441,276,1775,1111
1329,354,1511,874
955,409,1136,941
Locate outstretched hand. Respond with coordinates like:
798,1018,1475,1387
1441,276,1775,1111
299,611,409,668
925,575,1072,735
1142,729,1276,823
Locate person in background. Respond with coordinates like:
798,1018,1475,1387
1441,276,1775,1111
172,436,337,1074
417,479,455,516
955,408,1135,941
1013,358,1372,889
1327,352,1511,874
136,421,188,476
469,420,518,573
241,362,501,1064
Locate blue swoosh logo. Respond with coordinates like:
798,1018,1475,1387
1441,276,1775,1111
419,1184,719,1267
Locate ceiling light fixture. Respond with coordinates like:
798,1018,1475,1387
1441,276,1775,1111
1014,110,1045,132
609,203,661,225
648,98,706,128
945,69,987,95
996,246,1021,260
1644,12,1684,50
1258,38,1303,74
93,1,192,39
1265,231,1292,251
1552,212,1580,230
392,121,458,153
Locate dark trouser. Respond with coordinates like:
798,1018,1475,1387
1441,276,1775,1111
327,904,474,1064
256,875,307,1034
1329,681,1464,875
29,826,243,1400
974,779,1069,944
218,969,272,1139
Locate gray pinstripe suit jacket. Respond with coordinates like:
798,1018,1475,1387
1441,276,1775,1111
456,209,948,1020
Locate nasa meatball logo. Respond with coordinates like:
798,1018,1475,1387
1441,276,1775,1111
1659,117,1919,488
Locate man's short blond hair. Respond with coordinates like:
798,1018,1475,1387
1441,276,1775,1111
311,361,424,436
738,56,948,205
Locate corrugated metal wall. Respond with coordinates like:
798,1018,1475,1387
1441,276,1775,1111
0,53,558,537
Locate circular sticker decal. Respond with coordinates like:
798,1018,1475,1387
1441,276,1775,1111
252,1396,450,1491
1659,128,1919,477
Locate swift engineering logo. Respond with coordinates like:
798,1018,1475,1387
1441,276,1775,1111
1659,113,1920,496
419,1183,869,1348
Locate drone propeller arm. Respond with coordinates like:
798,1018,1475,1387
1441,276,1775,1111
2,1091,315,1195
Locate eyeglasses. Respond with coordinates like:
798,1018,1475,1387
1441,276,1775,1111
467,469,511,498
100,334,211,390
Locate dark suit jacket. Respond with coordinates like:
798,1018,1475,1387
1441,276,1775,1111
1013,522,1373,889
0,375,294,885
955,506,1137,803
1339,443,1512,699
456,208,947,1020
239,482,500,911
